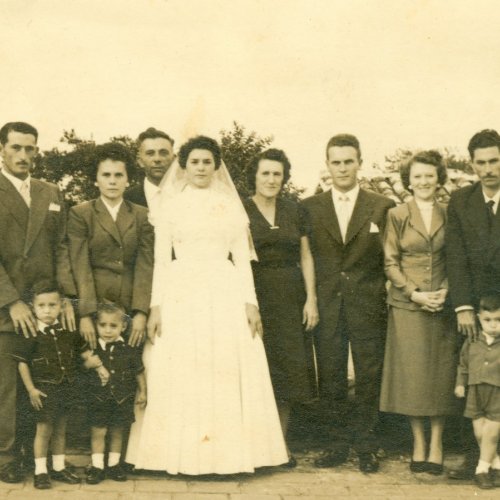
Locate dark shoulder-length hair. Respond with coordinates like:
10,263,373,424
178,136,221,170
400,150,447,192
246,148,291,193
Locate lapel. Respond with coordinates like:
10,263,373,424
344,189,374,245
465,183,490,244
318,191,343,245
24,180,51,256
407,200,429,241
429,202,446,239
0,172,29,229
115,201,135,239
94,198,122,245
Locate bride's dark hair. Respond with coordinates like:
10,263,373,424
178,136,222,170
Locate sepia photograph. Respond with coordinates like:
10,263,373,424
1,0,500,497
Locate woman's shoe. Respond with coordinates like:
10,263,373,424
425,461,444,475
409,460,427,473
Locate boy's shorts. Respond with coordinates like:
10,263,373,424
32,380,78,423
464,383,500,422
88,396,135,428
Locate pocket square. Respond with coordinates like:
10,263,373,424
48,202,61,212
369,222,379,233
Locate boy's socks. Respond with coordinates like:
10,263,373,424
91,453,105,469
108,452,121,467
35,457,48,475
492,456,500,470
476,460,491,474
52,454,65,472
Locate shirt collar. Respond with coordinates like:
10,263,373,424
482,189,500,206
331,184,360,204
37,319,60,334
100,197,123,220
482,331,500,346
144,177,161,197
98,336,125,350
2,169,30,192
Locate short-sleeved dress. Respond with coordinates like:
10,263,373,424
244,197,316,404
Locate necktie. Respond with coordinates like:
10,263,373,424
19,181,30,207
487,200,495,229
337,195,350,242
44,324,62,336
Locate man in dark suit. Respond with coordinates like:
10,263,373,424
0,122,76,483
124,127,175,221
446,129,500,480
303,134,395,473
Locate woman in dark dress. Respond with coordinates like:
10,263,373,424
244,148,319,461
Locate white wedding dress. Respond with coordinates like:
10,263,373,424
126,185,288,474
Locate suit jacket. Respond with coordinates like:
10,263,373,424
303,188,395,340
67,198,154,317
124,183,148,208
384,200,448,311
446,182,500,309
0,173,76,332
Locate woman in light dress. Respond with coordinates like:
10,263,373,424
126,136,288,475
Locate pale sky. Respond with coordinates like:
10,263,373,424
1,0,500,191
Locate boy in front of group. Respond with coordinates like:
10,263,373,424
85,303,146,485
10,284,84,489
455,295,500,489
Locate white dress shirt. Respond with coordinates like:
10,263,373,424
2,169,31,207
98,335,125,351
331,184,360,242
144,178,162,223
483,189,500,214
101,198,123,222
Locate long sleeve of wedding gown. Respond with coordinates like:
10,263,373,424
150,219,173,308
230,226,258,307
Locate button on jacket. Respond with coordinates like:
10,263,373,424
456,334,500,388
384,200,448,311
10,325,84,384
88,340,144,404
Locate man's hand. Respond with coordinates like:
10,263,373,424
80,316,97,349
147,306,161,344
129,312,147,347
60,298,76,332
454,385,465,398
28,387,47,410
246,303,263,339
456,309,479,342
303,297,319,331
9,300,37,338
135,390,147,409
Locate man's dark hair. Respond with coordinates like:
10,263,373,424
0,122,38,145
479,295,500,313
137,127,174,148
326,134,361,160
468,129,500,160
90,142,135,182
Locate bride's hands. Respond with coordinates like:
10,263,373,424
147,306,162,344
246,303,263,338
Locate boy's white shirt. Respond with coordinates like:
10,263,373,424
37,319,60,332
98,336,125,350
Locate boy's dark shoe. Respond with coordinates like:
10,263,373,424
34,473,51,489
86,466,105,484
491,469,500,487
0,460,25,483
358,452,379,473
51,468,81,484
448,464,475,480
107,464,127,482
314,448,349,468
474,472,494,489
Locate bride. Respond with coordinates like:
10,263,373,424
126,136,288,474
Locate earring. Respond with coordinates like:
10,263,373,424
408,184,413,190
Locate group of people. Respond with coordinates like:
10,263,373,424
0,121,499,491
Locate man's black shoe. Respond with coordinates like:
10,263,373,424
314,449,349,468
34,473,51,490
50,468,81,484
358,453,379,473
107,464,127,482
448,465,475,480
86,466,105,485
0,460,25,484
474,472,494,489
